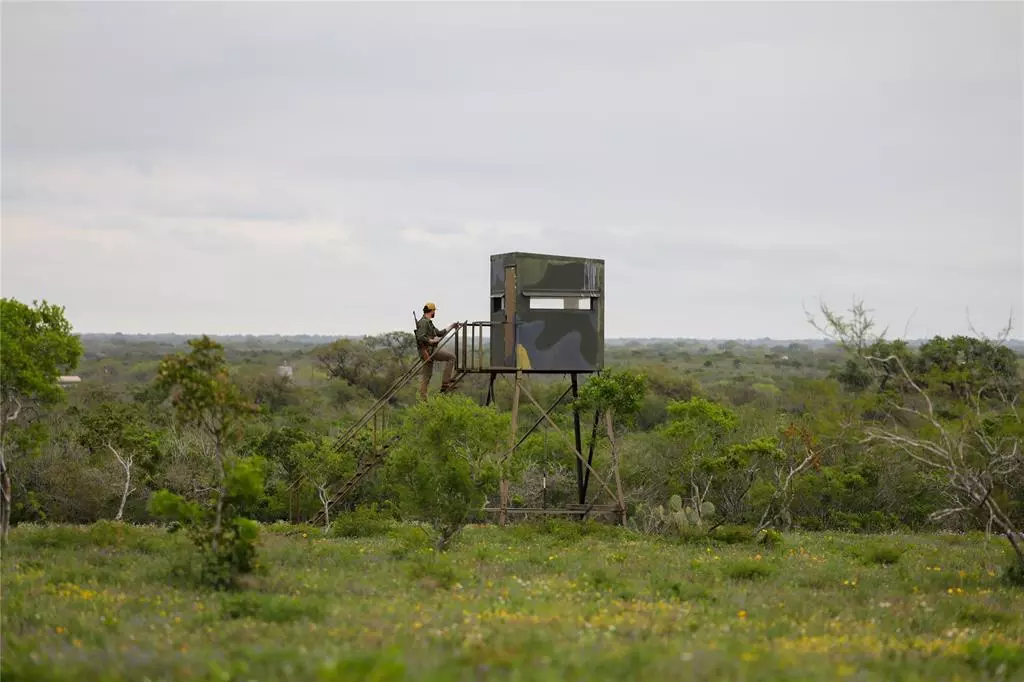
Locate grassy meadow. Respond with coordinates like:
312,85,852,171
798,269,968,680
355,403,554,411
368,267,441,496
3,520,1023,681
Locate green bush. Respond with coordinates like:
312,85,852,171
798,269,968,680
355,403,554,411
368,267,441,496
407,551,463,589
148,484,262,590
711,525,755,545
855,541,907,566
384,395,511,551
758,528,784,549
723,558,774,580
330,504,395,538
220,592,325,623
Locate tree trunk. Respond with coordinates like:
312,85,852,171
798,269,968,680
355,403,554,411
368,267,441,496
1,399,20,545
317,484,330,533
0,461,10,546
116,471,130,522
983,495,1024,568
108,443,133,522
1005,529,1024,568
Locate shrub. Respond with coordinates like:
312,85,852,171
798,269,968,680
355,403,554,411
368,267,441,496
711,525,755,545
385,395,511,551
723,559,773,580
330,504,395,538
407,551,463,589
220,592,325,623
758,528,784,549
857,542,906,566
149,486,262,590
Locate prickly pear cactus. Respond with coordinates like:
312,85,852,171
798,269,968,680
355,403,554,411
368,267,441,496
685,506,701,525
668,494,682,513
700,501,716,518
671,510,689,533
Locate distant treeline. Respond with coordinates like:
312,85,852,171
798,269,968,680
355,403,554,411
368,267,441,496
80,333,1024,350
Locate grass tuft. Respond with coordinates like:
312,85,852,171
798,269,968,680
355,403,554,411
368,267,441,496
722,558,774,580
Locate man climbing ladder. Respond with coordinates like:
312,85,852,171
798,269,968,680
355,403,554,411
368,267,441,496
415,302,459,399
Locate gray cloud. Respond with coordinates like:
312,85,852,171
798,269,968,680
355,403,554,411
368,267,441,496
2,1,1020,339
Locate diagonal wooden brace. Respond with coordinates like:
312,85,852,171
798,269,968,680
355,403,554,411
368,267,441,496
503,375,620,507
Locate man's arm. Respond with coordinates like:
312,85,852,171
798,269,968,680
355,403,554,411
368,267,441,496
430,320,450,342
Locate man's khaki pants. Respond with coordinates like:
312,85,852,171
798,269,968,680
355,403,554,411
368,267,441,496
419,348,456,399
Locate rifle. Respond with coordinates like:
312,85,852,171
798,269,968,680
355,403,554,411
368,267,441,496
413,311,428,362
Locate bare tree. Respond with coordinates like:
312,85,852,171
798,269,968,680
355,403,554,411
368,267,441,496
809,300,1023,570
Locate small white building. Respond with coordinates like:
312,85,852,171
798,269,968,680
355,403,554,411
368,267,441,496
57,376,82,386
276,363,294,380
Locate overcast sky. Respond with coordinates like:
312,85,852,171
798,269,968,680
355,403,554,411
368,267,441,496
3,1,1021,340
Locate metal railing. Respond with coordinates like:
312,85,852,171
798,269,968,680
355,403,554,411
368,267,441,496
330,325,459,452
453,320,504,373
454,319,524,372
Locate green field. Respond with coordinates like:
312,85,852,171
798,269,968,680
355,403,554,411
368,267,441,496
3,521,1022,681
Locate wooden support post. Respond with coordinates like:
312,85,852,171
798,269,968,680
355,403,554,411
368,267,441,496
501,370,522,526
477,325,485,372
582,409,600,504
571,374,584,505
604,409,627,526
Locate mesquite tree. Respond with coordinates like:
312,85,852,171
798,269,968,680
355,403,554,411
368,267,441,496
153,336,256,556
657,396,739,524
811,301,1024,574
0,298,83,544
386,394,509,550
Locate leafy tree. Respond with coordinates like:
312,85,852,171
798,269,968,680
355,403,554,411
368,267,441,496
385,394,510,550
362,331,417,368
150,336,261,588
78,400,163,520
0,298,83,543
315,332,417,399
242,373,297,413
248,425,309,522
915,335,1019,406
